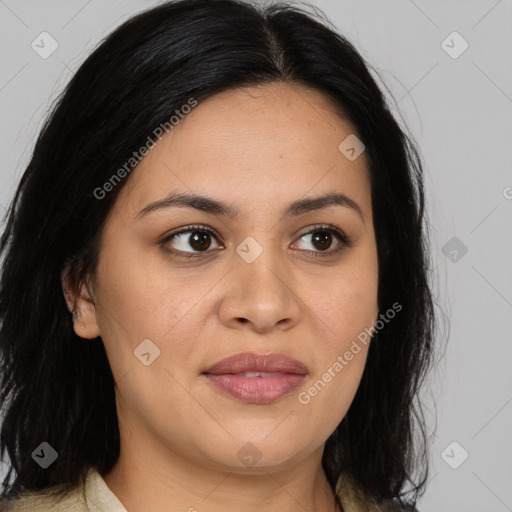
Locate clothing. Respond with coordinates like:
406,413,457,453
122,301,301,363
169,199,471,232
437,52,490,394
0,468,125,512
0,467,416,511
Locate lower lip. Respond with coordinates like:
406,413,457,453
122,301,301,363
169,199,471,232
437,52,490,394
203,373,306,404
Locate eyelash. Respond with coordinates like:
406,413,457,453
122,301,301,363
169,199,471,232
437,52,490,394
160,224,354,260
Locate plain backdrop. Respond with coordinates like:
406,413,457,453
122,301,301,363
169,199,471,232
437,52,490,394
0,1,511,511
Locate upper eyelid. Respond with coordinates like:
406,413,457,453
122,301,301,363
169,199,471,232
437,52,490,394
163,225,221,243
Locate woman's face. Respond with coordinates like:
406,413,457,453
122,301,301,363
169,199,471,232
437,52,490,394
72,82,378,473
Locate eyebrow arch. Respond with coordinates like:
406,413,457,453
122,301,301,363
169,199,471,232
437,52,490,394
136,191,364,223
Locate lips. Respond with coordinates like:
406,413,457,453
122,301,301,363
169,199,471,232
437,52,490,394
202,352,309,404
203,352,309,376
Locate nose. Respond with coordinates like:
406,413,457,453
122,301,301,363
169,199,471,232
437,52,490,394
217,248,302,334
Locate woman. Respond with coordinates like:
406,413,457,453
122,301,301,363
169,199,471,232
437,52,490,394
0,0,437,510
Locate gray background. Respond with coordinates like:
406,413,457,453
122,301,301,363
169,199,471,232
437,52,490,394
0,1,511,510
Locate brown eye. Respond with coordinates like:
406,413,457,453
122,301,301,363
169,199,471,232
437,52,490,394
311,230,334,251
162,225,223,257
291,225,353,258
294,229,340,253
188,231,212,251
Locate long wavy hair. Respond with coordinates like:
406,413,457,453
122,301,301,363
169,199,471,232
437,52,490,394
0,0,439,509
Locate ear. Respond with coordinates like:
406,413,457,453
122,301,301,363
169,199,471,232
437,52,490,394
61,267,101,340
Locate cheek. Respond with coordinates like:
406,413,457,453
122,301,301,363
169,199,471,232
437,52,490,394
93,247,221,379
299,252,378,413
298,287,375,433
92,254,209,419
307,281,375,382
94,245,200,334
316,286,377,343
308,259,379,346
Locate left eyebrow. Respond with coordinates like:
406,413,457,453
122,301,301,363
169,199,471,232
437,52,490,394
282,192,364,223
136,190,364,223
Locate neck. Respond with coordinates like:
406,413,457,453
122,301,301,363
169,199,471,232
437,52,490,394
103,445,340,512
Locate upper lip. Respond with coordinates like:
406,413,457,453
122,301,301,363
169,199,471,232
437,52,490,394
203,352,309,375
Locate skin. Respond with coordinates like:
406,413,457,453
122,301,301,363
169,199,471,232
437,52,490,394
63,82,379,512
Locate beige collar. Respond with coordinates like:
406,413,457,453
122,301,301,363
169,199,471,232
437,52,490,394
83,468,127,511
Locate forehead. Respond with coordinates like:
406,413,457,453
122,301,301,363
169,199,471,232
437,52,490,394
117,82,371,219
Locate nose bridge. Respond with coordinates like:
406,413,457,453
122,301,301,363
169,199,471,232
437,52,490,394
235,235,290,298
218,235,300,331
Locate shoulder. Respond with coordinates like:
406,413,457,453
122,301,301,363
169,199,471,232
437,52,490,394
335,472,420,512
0,488,89,512
0,468,104,512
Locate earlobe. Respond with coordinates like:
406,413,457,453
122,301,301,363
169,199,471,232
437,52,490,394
61,269,101,340
71,289,101,339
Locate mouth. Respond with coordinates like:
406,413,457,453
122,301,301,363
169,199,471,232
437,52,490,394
203,351,309,375
202,352,309,404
